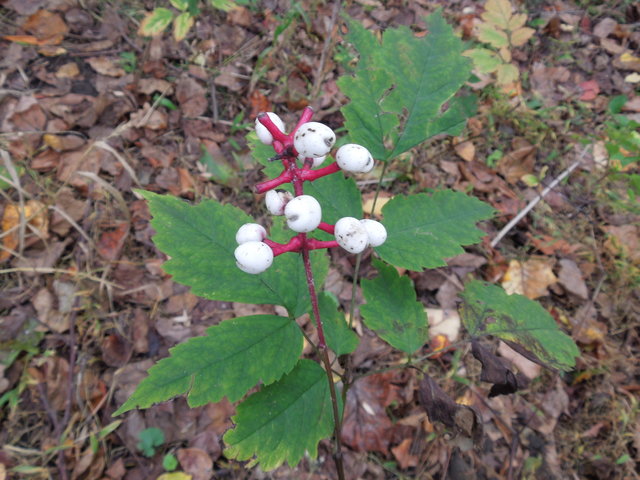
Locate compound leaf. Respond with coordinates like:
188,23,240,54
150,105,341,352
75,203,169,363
376,190,495,271
224,359,335,471
318,292,359,356
140,190,327,317
360,259,428,353
459,281,580,372
339,10,472,161
114,315,303,415
138,8,173,37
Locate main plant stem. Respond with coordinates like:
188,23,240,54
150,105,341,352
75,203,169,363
301,244,345,480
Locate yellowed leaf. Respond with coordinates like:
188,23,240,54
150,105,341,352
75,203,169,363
624,72,640,83
510,26,535,47
156,473,192,480
499,46,512,63
507,13,527,30
496,63,519,85
501,257,557,299
481,0,513,30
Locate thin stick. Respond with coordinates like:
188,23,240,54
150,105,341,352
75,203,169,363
301,246,345,480
490,149,588,248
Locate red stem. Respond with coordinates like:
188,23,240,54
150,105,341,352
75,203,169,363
257,113,289,144
317,222,335,234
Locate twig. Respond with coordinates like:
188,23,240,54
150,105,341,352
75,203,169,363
490,147,589,248
311,1,342,99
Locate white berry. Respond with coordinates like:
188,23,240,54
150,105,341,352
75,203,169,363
360,219,387,247
236,223,267,245
234,241,274,274
293,122,336,158
255,112,286,145
336,144,374,173
265,189,293,216
284,195,322,232
334,217,369,254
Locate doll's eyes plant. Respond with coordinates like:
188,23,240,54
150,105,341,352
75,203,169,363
115,11,579,478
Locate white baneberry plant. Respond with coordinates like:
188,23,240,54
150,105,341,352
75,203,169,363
116,11,579,479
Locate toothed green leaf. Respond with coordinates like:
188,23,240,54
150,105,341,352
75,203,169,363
139,190,328,317
376,190,495,271
114,315,302,415
360,259,427,353
224,359,336,471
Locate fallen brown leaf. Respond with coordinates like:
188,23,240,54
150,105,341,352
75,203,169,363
502,257,557,299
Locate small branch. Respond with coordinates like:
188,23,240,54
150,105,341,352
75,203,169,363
490,151,586,248
299,162,341,182
257,113,289,143
255,169,294,193
301,243,345,480
317,222,335,235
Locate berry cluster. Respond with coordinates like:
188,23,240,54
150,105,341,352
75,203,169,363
234,107,387,274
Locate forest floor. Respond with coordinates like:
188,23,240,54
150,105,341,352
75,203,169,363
0,0,639,479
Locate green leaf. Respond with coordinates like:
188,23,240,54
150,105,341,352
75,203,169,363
477,24,509,48
199,144,234,185
114,315,303,415
138,8,174,37
318,292,359,356
173,12,194,41
248,131,284,180
209,0,237,12
464,48,502,74
162,453,179,471
169,0,189,10
224,359,335,471
424,94,478,139
375,190,495,271
459,281,580,372
339,10,472,161
137,427,164,457
305,172,362,226
139,190,328,317
360,259,428,353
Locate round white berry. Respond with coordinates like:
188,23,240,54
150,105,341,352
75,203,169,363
236,223,267,245
255,112,286,145
336,144,374,173
284,195,322,232
293,122,336,158
234,241,274,274
334,217,369,254
360,219,387,247
265,189,293,216
298,153,327,168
